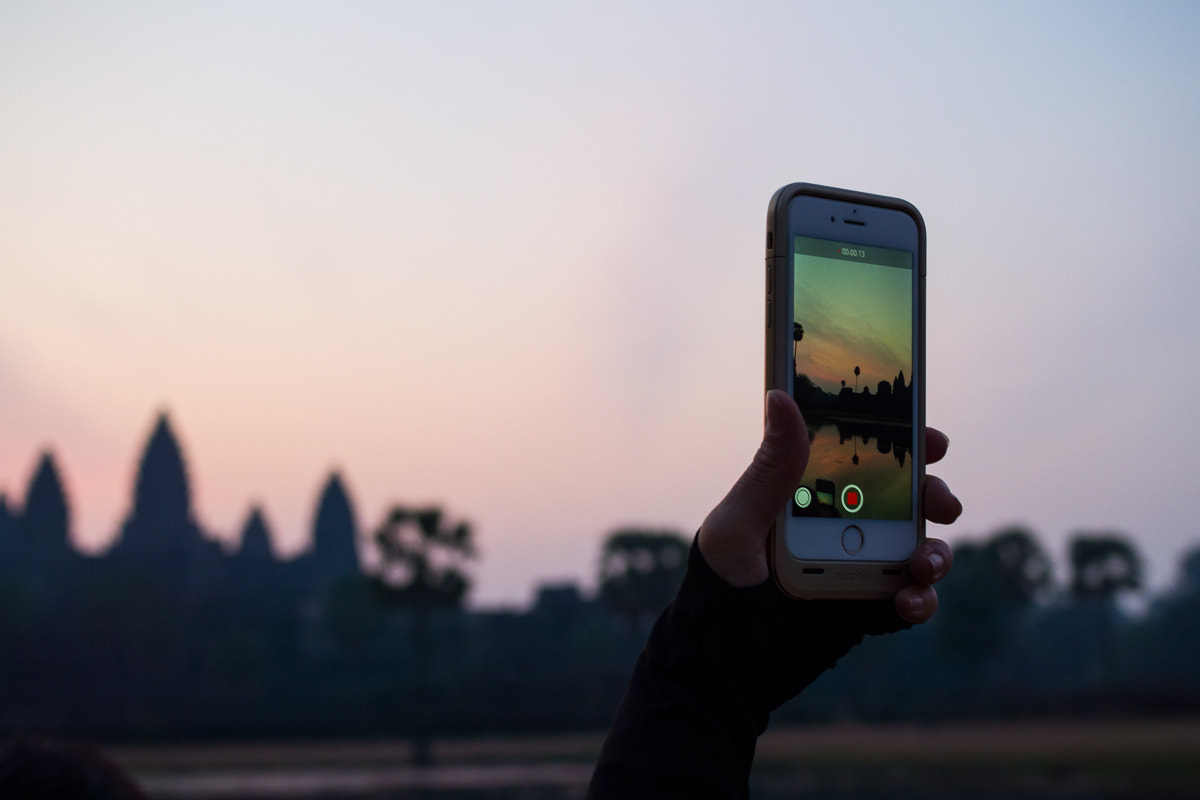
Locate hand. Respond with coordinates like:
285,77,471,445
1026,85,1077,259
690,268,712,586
698,390,962,623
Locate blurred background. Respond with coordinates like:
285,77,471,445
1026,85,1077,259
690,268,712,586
2,1,1198,798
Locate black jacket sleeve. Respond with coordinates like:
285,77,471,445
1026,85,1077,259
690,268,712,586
587,538,908,799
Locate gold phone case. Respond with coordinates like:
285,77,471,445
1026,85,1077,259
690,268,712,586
765,183,925,600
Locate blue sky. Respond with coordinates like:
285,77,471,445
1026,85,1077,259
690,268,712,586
2,1,1198,605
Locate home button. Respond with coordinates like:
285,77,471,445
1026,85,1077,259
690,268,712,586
841,525,864,555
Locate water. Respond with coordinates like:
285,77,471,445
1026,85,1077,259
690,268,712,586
140,763,592,799
799,420,912,520
139,764,1186,799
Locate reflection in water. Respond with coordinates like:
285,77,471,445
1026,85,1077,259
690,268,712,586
794,418,913,520
137,763,1124,800
138,763,593,799
825,418,910,469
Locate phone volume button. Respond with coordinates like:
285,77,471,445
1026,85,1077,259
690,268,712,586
766,262,773,295
766,297,772,329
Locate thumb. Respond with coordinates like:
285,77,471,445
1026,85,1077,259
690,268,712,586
699,390,810,585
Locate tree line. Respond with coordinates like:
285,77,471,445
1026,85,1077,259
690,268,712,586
1,414,1198,742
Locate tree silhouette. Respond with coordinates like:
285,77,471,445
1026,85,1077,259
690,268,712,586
371,505,474,764
1135,544,1200,687
853,365,860,392
1181,546,1200,593
989,527,1054,605
935,542,1003,673
1069,532,1144,683
373,507,473,608
793,322,804,367
1069,534,1142,599
598,529,688,636
935,527,1052,683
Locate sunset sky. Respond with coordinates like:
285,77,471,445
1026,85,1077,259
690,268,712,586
793,245,912,396
2,2,1198,606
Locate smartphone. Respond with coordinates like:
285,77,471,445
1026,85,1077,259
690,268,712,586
765,183,925,599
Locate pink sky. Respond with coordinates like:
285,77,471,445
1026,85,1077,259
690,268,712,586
3,3,1199,605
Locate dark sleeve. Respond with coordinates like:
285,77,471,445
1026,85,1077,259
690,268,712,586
587,538,908,800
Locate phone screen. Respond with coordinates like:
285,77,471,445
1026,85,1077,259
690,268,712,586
790,235,915,523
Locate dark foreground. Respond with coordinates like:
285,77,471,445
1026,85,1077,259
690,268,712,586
110,720,1200,799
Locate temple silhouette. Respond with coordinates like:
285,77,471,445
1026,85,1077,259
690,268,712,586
0,412,639,738
30,413,366,619
2,413,1199,740
0,413,392,737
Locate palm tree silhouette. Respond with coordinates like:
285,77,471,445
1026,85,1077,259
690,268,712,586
854,365,860,392
792,322,804,368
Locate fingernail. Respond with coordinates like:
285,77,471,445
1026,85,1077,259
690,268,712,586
905,593,925,618
765,392,780,437
927,551,945,578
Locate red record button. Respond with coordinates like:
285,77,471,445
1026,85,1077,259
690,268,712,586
841,484,863,514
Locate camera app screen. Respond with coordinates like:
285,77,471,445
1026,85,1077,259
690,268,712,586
791,236,914,521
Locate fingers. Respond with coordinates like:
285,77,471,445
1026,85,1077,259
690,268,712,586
923,475,962,525
895,584,939,623
905,445,959,624
698,390,809,586
909,537,953,585
926,427,950,464
924,428,959,524
895,538,951,623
